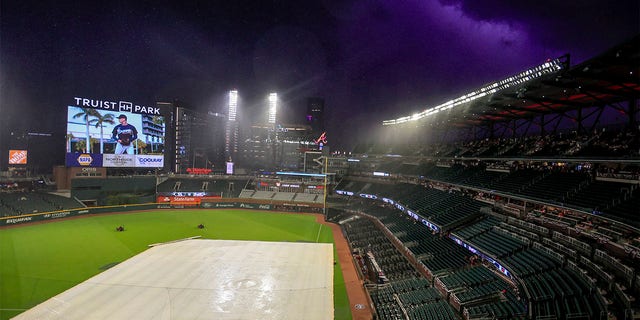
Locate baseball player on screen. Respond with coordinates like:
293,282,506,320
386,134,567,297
112,114,138,154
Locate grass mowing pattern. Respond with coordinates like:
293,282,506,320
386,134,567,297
0,209,352,320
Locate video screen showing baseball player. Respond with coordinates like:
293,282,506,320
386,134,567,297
112,114,138,154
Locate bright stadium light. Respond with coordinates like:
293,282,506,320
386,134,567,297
268,93,277,124
382,58,566,126
228,90,238,122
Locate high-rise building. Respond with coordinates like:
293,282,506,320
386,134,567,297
238,123,315,171
306,97,325,136
161,103,227,174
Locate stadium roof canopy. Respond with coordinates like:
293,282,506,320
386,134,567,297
383,35,640,129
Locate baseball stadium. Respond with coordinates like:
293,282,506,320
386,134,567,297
2,30,640,320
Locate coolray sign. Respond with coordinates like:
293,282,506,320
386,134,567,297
103,154,135,167
135,155,164,167
73,97,161,115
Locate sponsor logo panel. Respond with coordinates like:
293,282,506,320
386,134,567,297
66,153,104,167
5,216,33,224
102,154,135,167
8,150,28,164
135,155,164,168
43,212,71,220
211,203,237,208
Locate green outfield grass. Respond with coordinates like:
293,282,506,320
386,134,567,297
0,209,351,320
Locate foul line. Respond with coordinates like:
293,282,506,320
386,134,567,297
315,224,323,243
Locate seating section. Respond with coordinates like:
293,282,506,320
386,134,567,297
252,190,276,200
466,229,527,258
518,172,590,203
341,213,458,320
339,181,484,231
346,161,639,227
354,129,640,159
272,192,295,201
605,190,640,226
344,216,419,281
438,267,525,317
0,192,84,216
238,190,323,203
363,204,473,275
335,178,617,320
156,178,248,197
293,193,319,203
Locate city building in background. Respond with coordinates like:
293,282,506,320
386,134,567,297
306,97,325,137
166,104,227,174
239,123,319,171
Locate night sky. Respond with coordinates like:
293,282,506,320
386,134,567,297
1,0,638,166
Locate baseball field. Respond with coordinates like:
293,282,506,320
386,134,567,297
0,209,352,320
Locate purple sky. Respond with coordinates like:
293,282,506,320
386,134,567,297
1,0,638,158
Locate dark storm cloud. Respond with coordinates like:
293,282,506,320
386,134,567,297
1,0,638,154
330,0,638,118
439,0,639,60
330,0,544,123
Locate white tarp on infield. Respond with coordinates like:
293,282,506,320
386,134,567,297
14,239,334,320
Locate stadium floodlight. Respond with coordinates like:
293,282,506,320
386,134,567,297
268,93,277,124
228,90,238,122
382,58,566,126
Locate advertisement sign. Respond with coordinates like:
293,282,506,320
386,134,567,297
203,202,237,208
65,153,104,167
8,150,28,165
66,97,166,168
134,155,164,168
157,196,222,205
103,154,136,167
156,196,201,204
186,167,212,175
226,161,234,175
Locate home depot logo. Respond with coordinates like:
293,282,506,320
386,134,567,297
8,150,27,164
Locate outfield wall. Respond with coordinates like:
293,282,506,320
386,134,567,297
0,199,323,227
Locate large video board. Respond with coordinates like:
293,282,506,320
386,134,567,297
66,97,166,168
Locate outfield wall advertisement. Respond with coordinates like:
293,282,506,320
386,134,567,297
0,200,323,226
0,205,158,227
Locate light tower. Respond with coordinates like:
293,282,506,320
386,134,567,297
268,93,277,125
225,90,239,160
228,90,238,122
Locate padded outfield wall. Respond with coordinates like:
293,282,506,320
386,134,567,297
0,198,324,227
